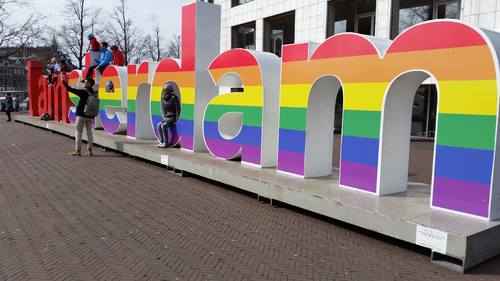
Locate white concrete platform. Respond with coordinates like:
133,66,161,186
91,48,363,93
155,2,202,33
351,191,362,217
14,115,500,273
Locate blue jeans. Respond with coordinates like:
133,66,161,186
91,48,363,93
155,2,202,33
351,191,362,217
157,120,175,144
86,63,108,79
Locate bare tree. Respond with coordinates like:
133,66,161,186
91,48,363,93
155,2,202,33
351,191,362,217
0,0,44,61
142,24,165,61
166,35,181,59
105,0,143,64
56,0,101,69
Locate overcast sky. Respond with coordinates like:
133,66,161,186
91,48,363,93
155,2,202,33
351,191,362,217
17,0,193,41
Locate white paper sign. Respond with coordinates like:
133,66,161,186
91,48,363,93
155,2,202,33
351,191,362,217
416,225,448,254
161,155,169,166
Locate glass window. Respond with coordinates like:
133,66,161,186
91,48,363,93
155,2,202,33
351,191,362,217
411,85,437,138
398,2,431,34
357,15,375,35
264,11,295,57
436,1,459,19
334,20,347,34
327,0,376,37
392,0,460,37
232,22,256,50
232,0,253,7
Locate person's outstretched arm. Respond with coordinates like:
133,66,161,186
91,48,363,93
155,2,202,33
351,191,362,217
62,80,87,98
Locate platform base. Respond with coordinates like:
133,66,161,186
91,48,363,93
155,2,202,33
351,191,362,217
15,115,500,273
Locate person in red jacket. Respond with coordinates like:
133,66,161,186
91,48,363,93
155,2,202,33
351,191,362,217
111,45,125,66
88,33,101,52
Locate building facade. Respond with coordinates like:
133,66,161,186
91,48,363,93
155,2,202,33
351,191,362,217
0,46,59,92
0,58,26,92
203,0,500,137
215,0,499,52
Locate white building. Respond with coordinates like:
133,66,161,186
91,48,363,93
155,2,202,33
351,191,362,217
206,0,500,53
200,0,500,138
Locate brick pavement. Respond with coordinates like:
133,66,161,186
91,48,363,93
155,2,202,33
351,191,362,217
0,117,499,280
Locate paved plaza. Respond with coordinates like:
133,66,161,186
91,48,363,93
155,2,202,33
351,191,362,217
0,116,499,280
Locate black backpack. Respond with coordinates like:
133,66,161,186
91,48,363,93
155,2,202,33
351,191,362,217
40,113,51,121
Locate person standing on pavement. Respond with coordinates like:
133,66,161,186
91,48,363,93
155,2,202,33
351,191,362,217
156,84,181,148
5,93,13,122
61,73,96,157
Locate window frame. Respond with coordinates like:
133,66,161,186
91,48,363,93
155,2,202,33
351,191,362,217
433,0,461,19
231,0,254,8
263,11,296,57
390,0,461,38
326,0,377,37
231,21,257,50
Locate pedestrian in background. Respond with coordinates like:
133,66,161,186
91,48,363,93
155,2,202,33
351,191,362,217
5,93,13,122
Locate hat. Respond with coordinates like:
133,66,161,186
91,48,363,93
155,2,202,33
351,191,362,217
163,83,174,91
82,77,95,87
88,33,94,39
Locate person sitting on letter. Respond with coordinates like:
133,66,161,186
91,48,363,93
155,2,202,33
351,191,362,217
157,84,180,148
85,42,113,80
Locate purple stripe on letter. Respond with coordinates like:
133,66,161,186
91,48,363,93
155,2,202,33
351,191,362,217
179,133,193,150
127,124,136,138
277,150,305,176
206,138,241,159
432,176,490,218
99,110,120,133
241,144,261,165
340,160,377,193
68,110,77,124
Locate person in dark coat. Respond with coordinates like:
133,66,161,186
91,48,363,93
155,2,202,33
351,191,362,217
5,93,13,121
61,73,96,157
157,83,181,148
60,59,72,74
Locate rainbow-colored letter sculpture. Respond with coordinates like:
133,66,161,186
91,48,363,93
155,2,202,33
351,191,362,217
150,2,220,151
98,65,128,134
204,49,280,167
127,61,158,139
278,21,500,220
26,1,500,221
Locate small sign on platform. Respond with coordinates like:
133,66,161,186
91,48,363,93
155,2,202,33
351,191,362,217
160,155,169,166
416,225,448,254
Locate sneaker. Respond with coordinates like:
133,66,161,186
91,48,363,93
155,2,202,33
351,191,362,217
70,150,81,156
157,142,165,148
85,149,93,156
159,143,168,148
